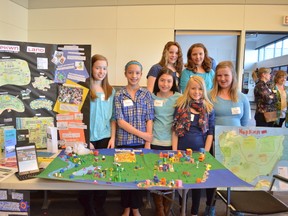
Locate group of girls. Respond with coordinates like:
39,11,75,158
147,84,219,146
84,40,251,216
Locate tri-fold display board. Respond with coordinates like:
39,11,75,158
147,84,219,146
0,40,91,149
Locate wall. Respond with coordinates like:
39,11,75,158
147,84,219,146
3,1,288,86
0,0,28,41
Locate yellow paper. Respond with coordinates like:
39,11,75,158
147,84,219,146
53,80,89,114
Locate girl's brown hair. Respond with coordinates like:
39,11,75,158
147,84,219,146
90,54,113,100
185,43,212,72
159,41,184,76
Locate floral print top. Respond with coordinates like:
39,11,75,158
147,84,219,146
254,80,277,113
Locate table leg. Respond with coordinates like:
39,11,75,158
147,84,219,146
181,189,188,216
41,190,51,209
226,187,231,216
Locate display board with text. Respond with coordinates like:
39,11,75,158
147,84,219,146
0,41,91,149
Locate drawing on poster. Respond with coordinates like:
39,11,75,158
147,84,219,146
30,99,53,111
20,89,32,100
75,61,84,70
215,126,288,191
32,75,54,91
51,51,66,65
0,59,31,86
55,70,67,83
0,95,25,114
16,117,54,149
37,57,48,70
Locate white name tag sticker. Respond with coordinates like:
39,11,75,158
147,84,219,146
123,99,133,107
190,114,195,122
154,100,164,107
101,94,105,101
231,107,241,115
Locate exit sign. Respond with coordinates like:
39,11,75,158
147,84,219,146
283,16,288,25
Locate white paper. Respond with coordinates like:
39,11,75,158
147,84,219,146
46,126,58,153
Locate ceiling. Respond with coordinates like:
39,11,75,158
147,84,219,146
10,0,288,9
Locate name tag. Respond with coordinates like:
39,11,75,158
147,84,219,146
231,107,241,115
101,94,105,101
154,100,164,107
123,99,133,107
190,114,194,121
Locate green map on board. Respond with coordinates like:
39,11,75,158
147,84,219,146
215,126,288,190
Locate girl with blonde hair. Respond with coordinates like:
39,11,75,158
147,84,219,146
172,76,215,216
210,61,250,126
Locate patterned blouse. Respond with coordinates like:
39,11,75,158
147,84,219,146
254,80,277,113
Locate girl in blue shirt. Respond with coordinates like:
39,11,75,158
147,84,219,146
151,67,181,215
180,43,215,93
79,54,115,216
90,54,116,149
208,61,251,216
210,61,251,127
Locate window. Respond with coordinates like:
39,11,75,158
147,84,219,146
257,36,288,61
258,48,264,61
264,44,274,59
275,41,282,57
283,38,288,55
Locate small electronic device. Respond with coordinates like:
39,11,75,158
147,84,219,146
15,143,43,181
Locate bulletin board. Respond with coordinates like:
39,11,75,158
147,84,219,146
0,41,91,148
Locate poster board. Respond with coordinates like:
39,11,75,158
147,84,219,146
215,126,288,191
0,41,91,149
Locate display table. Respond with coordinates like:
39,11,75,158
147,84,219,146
0,148,251,216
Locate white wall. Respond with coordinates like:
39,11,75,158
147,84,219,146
2,1,288,86
0,0,28,41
